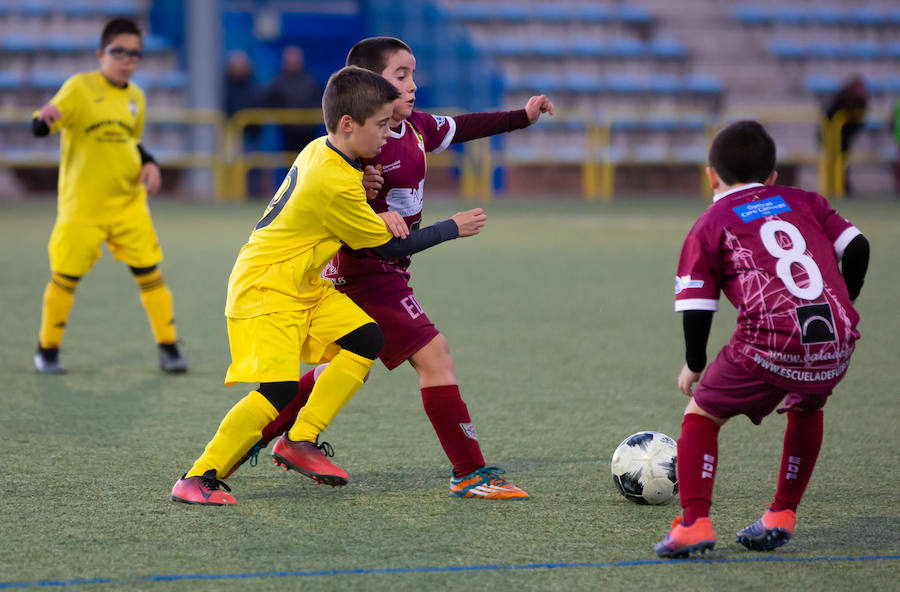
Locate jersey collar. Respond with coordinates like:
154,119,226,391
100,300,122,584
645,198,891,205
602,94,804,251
325,138,362,170
713,182,763,202
389,120,407,139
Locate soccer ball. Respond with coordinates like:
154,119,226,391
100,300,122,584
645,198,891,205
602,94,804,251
610,431,678,505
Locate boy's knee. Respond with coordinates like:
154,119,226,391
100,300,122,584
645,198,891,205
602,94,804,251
129,265,158,276
258,381,300,411
336,322,383,360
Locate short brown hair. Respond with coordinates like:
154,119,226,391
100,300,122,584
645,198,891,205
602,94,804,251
346,37,412,74
322,66,399,133
100,18,142,50
708,120,776,185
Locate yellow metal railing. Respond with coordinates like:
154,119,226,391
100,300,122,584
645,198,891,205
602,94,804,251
0,106,887,200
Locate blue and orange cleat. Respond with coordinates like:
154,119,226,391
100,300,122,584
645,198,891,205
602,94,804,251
271,435,348,487
170,469,236,506
449,466,529,500
736,508,795,551
655,516,716,558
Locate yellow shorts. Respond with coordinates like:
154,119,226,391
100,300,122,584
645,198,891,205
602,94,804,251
224,288,375,386
48,210,163,277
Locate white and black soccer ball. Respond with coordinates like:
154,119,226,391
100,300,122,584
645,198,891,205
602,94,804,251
610,431,678,505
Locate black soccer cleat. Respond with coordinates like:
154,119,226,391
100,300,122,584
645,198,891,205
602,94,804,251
34,346,66,374
159,343,188,374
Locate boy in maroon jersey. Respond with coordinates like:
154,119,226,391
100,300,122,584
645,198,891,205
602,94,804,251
224,37,554,500
655,121,870,558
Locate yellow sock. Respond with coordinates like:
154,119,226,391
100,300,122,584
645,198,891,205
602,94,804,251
38,274,78,349
288,349,374,442
135,269,177,344
187,391,278,478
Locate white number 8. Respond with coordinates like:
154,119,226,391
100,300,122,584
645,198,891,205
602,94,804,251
759,220,823,300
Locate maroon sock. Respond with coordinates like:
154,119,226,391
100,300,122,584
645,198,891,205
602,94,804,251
261,369,316,444
421,385,485,477
770,409,823,513
677,413,721,526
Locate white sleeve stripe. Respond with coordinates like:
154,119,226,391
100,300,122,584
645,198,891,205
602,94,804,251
431,116,456,154
833,226,861,260
675,299,719,312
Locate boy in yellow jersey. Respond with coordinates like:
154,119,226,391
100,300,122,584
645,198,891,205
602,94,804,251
31,18,186,374
171,66,487,505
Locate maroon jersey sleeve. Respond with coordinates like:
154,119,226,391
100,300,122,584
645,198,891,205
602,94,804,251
806,191,862,260
675,218,722,312
407,110,456,154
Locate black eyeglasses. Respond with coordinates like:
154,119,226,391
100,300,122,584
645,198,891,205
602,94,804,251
105,47,143,62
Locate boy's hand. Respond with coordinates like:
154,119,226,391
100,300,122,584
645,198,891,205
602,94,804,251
525,94,554,124
378,211,409,238
452,208,487,237
362,165,383,200
38,104,62,126
139,162,161,195
677,364,701,397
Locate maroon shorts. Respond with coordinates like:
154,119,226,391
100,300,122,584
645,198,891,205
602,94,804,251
694,348,831,425
338,273,439,370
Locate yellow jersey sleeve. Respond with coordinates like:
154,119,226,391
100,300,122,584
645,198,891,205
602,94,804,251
323,183,394,251
33,75,83,133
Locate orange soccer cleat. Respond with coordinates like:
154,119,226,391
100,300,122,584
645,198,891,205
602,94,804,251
449,466,529,500
170,470,236,506
655,516,716,558
271,435,349,487
736,508,796,551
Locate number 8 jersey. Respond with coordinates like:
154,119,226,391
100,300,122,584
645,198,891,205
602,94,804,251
675,184,862,393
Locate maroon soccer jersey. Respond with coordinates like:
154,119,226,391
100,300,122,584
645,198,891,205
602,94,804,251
675,184,862,393
324,110,456,282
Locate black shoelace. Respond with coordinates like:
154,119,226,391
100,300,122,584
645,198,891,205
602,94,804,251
199,471,232,492
315,438,335,458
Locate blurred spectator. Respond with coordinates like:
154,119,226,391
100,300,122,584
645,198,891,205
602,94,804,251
224,50,266,195
821,76,868,195
264,46,322,152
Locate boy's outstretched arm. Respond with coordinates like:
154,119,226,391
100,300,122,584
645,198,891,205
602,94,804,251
371,208,486,259
679,310,714,396
840,234,869,301
450,94,555,143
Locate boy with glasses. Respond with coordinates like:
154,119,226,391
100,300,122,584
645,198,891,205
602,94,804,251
30,18,186,374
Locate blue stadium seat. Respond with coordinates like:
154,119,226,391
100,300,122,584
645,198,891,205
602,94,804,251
488,38,528,58
614,4,653,25
605,74,645,94
534,4,570,24
143,34,171,53
884,41,900,59
1,34,40,52
769,39,806,60
30,71,68,90
157,71,189,90
18,0,54,17
682,74,722,95
811,6,843,26
532,38,566,58
648,73,682,94
103,0,142,18
648,38,688,60
807,40,843,60
608,38,646,59
563,72,602,93
734,5,772,26
495,3,528,23
62,2,98,17
453,3,492,22
847,41,882,60
576,4,611,24
0,71,25,90
804,74,838,94
848,7,882,27
879,76,900,93
772,7,808,26
45,36,83,53
570,38,609,58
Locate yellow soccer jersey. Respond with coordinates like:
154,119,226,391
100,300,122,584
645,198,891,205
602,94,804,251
225,137,394,319
36,71,146,223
